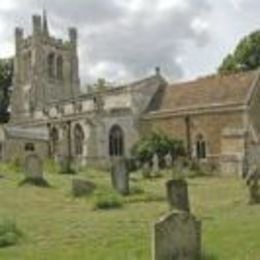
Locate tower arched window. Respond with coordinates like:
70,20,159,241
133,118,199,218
196,134,207,159
57,55,63,80
48,53,55,78
50,127,59,156
74,124,84,156
109,125,124,157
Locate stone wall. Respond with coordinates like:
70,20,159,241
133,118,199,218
141,110,244,162
4,137,49,164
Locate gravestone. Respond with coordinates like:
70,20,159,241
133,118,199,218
153,210,201,260
142,162,151,178
22,154,49,187
164,153,173,169
246,165,260,204
24,154,43,179
111,157,129,195
58,155,75,174
166,179,190,212
72,179,96,197
152,154,160,177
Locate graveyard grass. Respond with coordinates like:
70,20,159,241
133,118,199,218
0,164,260,260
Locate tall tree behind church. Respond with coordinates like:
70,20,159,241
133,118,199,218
0,58,13,123
219,30,260,74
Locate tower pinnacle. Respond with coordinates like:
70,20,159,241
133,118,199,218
43,9,49,36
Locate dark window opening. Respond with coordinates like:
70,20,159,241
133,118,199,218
109,125,124,157
25,143,35,152
196,134,207,159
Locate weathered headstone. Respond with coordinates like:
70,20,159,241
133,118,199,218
166,179,190,212
153,210,201,260
21,154,49,187
111,157,129,195
24,154,43,179
72,179,96,197
58,155,75,174
142,162,151,178
164,153,173,169
246,165,260,204
152,153,160,177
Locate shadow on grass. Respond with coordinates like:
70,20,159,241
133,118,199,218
18,177,51,188
200,252,219,260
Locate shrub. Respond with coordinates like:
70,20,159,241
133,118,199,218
94,192,123,210
131,131,185,165
0,218,22,248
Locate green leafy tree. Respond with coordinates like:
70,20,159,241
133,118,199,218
131,131,185,165
219,30,260,74
0,58,13,122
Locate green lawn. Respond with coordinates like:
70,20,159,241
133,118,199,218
0,165,259,260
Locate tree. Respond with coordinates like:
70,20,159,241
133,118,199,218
0,58,13,123
218,30,260,74
131,131,185,165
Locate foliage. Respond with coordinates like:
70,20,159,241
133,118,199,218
219,30,260,74
0,218,22,248
94,191,123,210
131,131,185,164
0,58,13,123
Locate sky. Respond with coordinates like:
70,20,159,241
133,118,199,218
0,0,259,86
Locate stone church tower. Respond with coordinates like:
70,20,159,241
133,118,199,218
11,11,80,122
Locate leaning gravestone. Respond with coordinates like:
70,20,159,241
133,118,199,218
166,179,190,212
152,154,160,177
153,210,201,260
111,157,129,195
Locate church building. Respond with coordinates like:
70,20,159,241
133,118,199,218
1,12,260,176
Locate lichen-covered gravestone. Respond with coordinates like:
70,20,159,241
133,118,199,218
153,211,201,260
166,179,190,212
111,157,129,195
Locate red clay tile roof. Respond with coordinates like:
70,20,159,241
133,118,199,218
153,70,259,112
